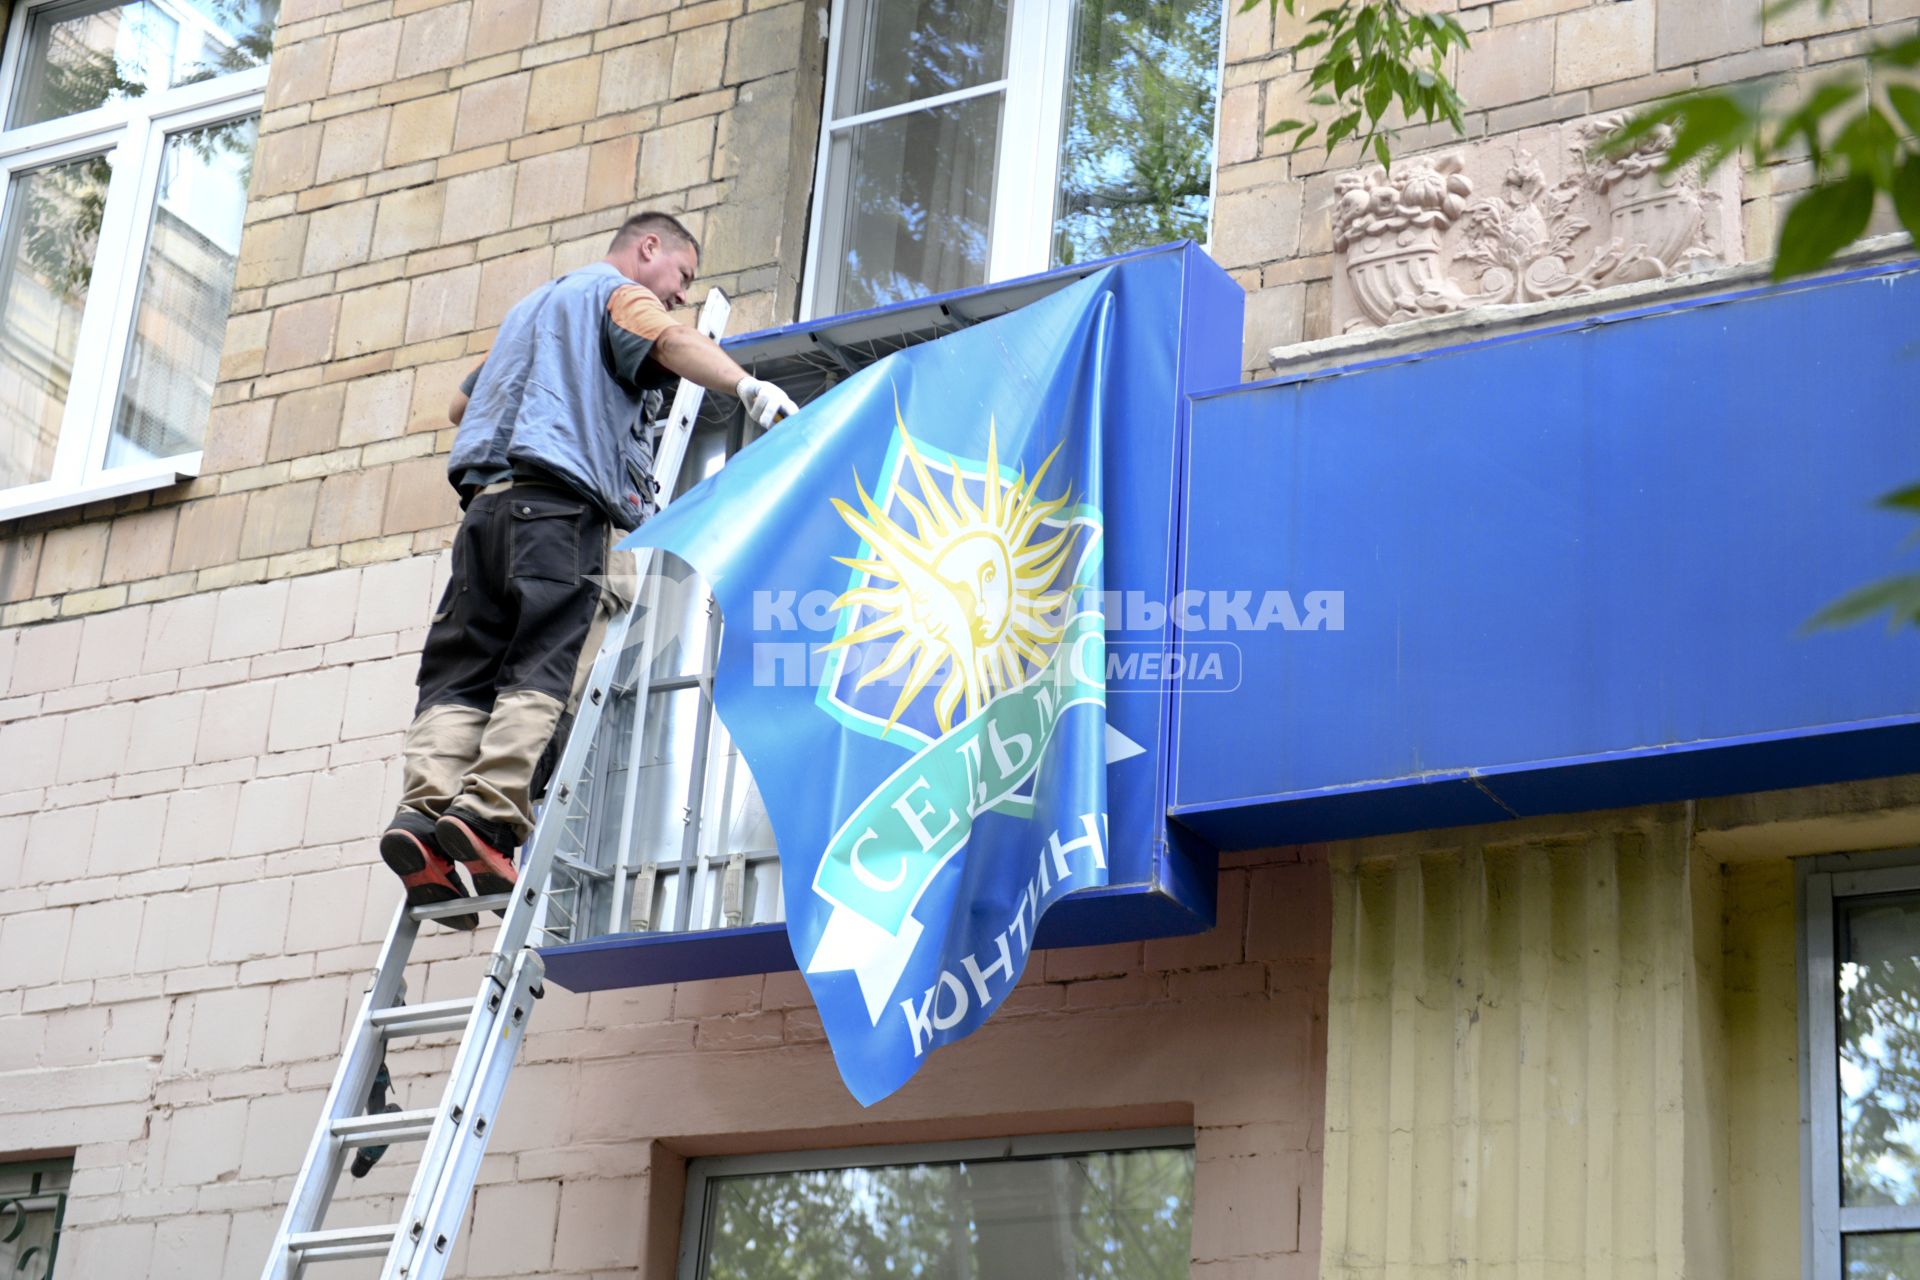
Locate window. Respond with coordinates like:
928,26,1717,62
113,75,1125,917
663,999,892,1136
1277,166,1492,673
0,0,275,520
802,0,1225,319
678,1131,1194,1280
0,1158,71,1280
1806,856,1920,1279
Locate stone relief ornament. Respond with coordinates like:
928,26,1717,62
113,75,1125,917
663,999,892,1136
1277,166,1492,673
1331,153,1474,326
1455,153,1644,305
1573,113,1719,284
1329,114,1740,334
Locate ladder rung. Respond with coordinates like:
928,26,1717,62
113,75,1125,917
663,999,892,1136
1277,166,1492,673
370,999,472,1038
287,1223,400,1261
331,1109,437,1147
552,853,611,881
410,893,513,920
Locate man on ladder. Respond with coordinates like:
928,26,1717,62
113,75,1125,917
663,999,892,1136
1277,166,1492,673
263,214,766,1274
379,210,798,928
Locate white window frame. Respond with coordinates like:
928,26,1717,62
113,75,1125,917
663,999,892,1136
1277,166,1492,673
799,0,1227,322
0,0,268,522
676,1126,1196,1280
1802,850,1920,1280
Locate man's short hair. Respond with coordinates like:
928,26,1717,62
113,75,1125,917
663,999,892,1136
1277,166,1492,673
610,211,700,257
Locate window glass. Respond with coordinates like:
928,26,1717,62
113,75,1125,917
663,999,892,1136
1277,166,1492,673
1841,893,1920,1208
821,94,1002,314
696,1146,1193,1280
11,0,279,127
108,114,256,468
1845,1231,1920,1279
0,151,114,490
832,0,1009,118
1052,0,1223,267
0,1159,71,1280
808,0,1223,319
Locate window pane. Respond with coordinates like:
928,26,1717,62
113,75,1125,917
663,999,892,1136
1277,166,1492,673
11,0,279,127
818,94,1001,316
0,152,114,491
108,116,256,469
1051,0,1223,268
832,0,1009,118
1845,1231,1920,1279
700,1146,1193,1280
0,1159,71,1280
1840,893,1920,1207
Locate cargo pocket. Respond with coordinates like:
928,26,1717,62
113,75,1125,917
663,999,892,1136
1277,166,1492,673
430,572,463,624
508,496,586,583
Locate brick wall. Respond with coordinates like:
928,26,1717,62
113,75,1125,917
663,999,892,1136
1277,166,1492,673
0,560,1329,1273
1212,0,1920,373
0,0,822,628
2,0,1912,1273
4,0,1913,623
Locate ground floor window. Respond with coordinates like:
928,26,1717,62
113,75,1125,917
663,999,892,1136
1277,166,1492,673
679,1129,1194,1279
0,1156,70,1280
1806,856,1920,1279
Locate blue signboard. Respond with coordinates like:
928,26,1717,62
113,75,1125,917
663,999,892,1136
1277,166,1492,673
1173,260,1920,846
540,245,1243,1006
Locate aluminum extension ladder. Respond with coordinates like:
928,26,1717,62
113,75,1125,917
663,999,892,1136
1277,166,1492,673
261,287,732,1279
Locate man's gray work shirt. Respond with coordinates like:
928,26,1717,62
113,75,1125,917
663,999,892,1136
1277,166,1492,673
448,262,679,531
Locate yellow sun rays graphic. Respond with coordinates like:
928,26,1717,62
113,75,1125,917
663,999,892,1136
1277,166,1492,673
824,402,1077,736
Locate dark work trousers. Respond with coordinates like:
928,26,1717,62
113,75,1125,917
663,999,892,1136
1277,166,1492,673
396,480,611,842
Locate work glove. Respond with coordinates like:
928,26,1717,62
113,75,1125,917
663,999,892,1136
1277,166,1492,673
736,376,799,429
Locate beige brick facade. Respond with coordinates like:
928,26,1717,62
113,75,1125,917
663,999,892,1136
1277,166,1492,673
0,553,1329,1273
7,0,1910,623
0,0,1914,1275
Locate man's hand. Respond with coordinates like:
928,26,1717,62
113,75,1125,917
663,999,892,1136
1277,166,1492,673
736,376,799,429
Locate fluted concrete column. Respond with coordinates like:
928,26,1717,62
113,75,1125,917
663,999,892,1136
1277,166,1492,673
1320,807,1730,1280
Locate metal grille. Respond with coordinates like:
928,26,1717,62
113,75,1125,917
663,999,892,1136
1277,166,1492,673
0,1158,69,1280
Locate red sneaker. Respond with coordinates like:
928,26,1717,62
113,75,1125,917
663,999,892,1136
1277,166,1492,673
435,809,520,904
379,818,478,931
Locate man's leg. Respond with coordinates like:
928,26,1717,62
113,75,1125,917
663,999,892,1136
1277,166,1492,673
382,493,516,925
437,487,610,896
529,531,638,801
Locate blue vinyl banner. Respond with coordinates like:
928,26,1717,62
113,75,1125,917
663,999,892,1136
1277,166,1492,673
620,265,1152,1104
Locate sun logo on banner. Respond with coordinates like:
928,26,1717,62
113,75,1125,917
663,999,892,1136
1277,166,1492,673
823,401,1077,736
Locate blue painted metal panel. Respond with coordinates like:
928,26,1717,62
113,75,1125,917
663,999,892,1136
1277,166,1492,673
540,243,1245,993
1173,261,1920,848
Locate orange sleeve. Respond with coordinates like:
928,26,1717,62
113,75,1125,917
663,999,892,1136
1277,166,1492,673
607,284,676,342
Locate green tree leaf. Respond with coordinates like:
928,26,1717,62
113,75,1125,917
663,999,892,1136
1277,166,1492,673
1888,84,1920,138
1873,31,1920,68
1879,482,1920,512
1773,174,1877,279
1364,76,1392,122
1668,96,1761,170
1808,573,1920,631
1834,106,1899,188
1893,155,1920,245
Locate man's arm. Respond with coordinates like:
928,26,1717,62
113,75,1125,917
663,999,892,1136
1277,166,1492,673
449,362,483,425
607,285,797,427
649,324,754,396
